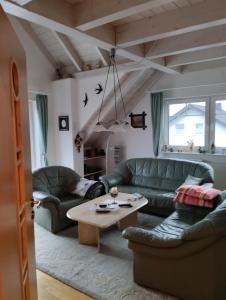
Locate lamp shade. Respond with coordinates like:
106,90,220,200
94,122,107,132
108,121,126,132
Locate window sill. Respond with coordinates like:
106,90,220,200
161,151,226,157
160,151,226,164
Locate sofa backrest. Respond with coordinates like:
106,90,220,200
114,158,214,192
32,166,80,197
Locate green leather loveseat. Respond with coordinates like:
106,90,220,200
100,158,214,216
123,191,226,300
33,166,105,233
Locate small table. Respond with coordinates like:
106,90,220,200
67,192,148,251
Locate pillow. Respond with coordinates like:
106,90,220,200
176,185,221,201
71,178,97,197
183,175,203,185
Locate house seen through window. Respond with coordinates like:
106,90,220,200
168,101,206,147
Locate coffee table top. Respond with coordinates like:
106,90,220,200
67,192,148,229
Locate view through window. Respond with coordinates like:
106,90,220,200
215,100,226,148
168,101,206,147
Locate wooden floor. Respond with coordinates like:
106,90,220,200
37,270,93,300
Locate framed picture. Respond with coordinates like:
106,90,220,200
129,112,147,130
59,115,69,131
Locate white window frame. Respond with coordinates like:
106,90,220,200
164,97,210,150
210,95,226,152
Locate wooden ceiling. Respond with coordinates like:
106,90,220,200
4,0,226,77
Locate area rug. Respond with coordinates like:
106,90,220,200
35,213,176,300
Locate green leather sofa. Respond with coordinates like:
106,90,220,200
123,191,226,300
33,166,105,233
100,158,214,216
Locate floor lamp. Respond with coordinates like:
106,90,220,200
105,132,114,175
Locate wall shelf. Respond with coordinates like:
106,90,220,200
84,156,105,161
84,170,105,177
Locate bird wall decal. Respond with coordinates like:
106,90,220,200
95,83,103,94
83,93,88,107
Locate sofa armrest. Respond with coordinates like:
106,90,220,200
84,182,105,200
99,174,124,192
33,191,61,207
123,227,183,248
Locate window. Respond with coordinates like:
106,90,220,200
168,101,206,147
28,100,45,170
214,100,226,148
195,123,204,135
175,123,184,135
164,96,226,153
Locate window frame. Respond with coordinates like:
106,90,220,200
210,96,226,152
164,97,210,150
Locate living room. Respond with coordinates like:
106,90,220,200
1,0,226,299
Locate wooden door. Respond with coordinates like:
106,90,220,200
0,7,37,300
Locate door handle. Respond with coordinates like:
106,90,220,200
30,199,41,208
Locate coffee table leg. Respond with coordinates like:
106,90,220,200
117,211,138,230
78,222,100,251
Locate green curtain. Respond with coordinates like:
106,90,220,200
151,92,163,157
36,94,48,166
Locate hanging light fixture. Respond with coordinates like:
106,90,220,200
94,48,129,132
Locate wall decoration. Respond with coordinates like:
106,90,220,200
129,112,147,130
74,133,83,152
84,63,92,70
95,83,103,94
59,115,69,131
83,93,88,107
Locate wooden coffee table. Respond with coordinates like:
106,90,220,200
67,192,148,251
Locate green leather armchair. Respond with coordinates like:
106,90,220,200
100,158,214,216
123,191,226,300
33,166,105,233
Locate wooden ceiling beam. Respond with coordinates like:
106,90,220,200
2,0,179,75
73,0,176,31
116,0,226,47
183,58,226,73
145,25,226,59
166,46,226,68
52,32,83,71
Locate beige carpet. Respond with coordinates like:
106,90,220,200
35,213,177,300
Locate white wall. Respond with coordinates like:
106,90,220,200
111,93,154,160
76,72,124,130
8,16,56,165
8,16,54,92
52,79,75,169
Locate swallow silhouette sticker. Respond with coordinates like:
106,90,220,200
83,93,88,107
95,83,103,94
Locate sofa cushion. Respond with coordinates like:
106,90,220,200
117,185,175,211
59,197,85,219
183,174,203,185
150,210,203,240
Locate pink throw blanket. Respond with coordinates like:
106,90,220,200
174,185,221,208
